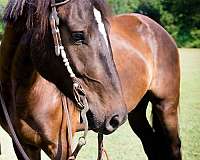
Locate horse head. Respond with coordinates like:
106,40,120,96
14,0,127,134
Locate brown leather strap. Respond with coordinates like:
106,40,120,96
97,134,104,160
69,88,89,160
61,95,74,156
97,134,110,160
49,7,61,56
0,82,30,160
61,93,89,160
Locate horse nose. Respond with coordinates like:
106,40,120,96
108,115,120,129
104,114,126,134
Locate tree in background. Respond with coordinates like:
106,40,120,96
134,0,161,24
160,0,200,47
0,4,4,39
108,0,139,14
108,0,200,48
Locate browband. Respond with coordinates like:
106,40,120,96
51,0,71,7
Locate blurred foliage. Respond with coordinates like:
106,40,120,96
108,0,140,14
0,4,4,39
159,0,200,47
0,0,199,47
108,0,200,48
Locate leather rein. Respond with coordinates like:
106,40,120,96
0,0,107,159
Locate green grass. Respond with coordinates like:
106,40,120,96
0,49,200,160
179,49,200,160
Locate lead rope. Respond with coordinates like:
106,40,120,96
61,94,89,160
61,95,74,156
97,134,110,160
97,134,104,160
67,88,89,160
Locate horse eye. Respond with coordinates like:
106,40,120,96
71,31,85,45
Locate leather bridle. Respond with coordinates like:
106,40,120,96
49,1,90,159
51,0,71,7
0,0,108,159
50,1,108,159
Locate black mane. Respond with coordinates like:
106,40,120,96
4,0,110,33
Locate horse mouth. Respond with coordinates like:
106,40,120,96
86,110,121,135
86,110,104,133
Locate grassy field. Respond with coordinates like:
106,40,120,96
0,49,200,160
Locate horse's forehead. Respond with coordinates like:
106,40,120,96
93,8,109,48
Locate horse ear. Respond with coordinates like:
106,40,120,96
92,0,111,18
93,0,111,34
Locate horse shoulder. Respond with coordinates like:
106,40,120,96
109,14,156,110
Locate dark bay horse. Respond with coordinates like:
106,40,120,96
109,14,181,160
67,12,181,160
0,0,128,159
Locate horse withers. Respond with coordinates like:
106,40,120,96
0,0,127,159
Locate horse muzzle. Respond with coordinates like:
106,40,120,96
86,108,127,135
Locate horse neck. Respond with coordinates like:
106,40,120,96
13,45,36,87
0,22,22,80
0,21,36,88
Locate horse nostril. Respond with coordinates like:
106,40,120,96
109,115,120,130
